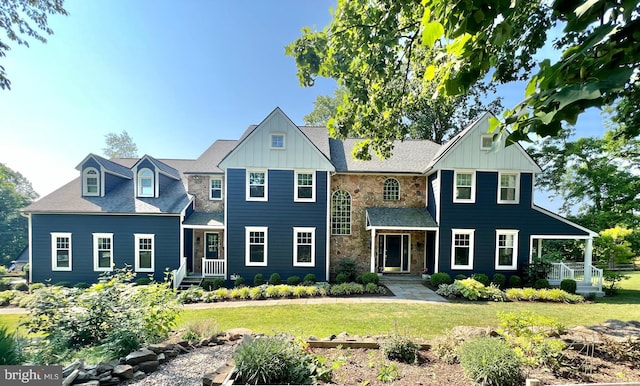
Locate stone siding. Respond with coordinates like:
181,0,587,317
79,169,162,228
188,175,224,212
329,174,427,277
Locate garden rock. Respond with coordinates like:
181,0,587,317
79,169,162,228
137,360,160,373
62,369,79,386
226,327,253,341
112,364,134,380
146,343,172,354
451,326,498,340
74,382,99,386
157,353,166,364
124,349,157,365
132,370,146,380
63,360,83,378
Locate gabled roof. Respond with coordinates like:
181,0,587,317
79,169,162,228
24,158,193,214
329,138,441,173
423,112,542,174
366,207,438,229
185,140,238,174
75,153,133,179
133,155,181,180
218,107,335,171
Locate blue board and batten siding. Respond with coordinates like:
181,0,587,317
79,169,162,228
31,214,181,284
437,170,589,276
226,168,328,281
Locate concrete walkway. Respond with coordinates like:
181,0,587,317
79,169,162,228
0,283,448,314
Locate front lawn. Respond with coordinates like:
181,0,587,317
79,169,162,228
2,272,639,339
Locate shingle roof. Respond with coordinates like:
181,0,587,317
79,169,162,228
24,158,194,214
299,126,332,160
185,140,238,174
330,138,442,173
183,211,224,227
366,207,438,228
76,153,133,179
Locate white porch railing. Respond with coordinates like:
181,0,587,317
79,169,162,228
202,258,225,277
172,258,187,289
549,262,603,293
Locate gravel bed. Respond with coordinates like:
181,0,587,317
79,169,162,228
122,344,235,386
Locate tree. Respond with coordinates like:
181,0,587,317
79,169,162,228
531,128,640,231
0,163,38,266
287,0,640,156
1,0,68,90
594,226,635,268
103,130,138,158
304,86,347,126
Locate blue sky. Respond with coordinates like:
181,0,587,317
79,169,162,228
1,0,605,210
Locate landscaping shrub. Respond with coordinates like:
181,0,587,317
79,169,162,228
202,278,225,291
430,272,452,287
178,286,204,303
337,257,357,281
497,311,566,368
560,279,577,294
455,278,486,300
23,267,180,362
364,282,385,294
380,334,420,364
460,337,522,386
435,283,461,298
335,272,348,284
29,283,45,292
302,273,316,284
287,276,301,286
329,282,364,296
603,271,630,296
454,274,467,280
253,273,264,286
249,287,263,300
0,278,11,291
234,276,245,288
182,319,220,341
360,272,380,285
268,273,281,285
134,277,151,286
0,325,23,365
508,275,522,288
213,287,229,300
0,290,16,306
233,336,311,384
524,256,554,286
484,284,508,302
533,278,550,289
491,273,506,289
355,274,363,284
505,287,583,303
472,273,490,286
13,282,28,291
431,330,463,364
53,281,72,288
73,282,91,289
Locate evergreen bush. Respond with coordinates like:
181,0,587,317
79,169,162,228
430,272,453,287
302,273,316,284
560,279,577,294
337,258,357,281
335,273,348,284
286,276,301,286
533,278,550,289
268,273,281,285
491,273,506,289
472,273,490,286
380,334,420,364
234,276,245,288
361,272,380,285
253,273,264,286
508,275,522,288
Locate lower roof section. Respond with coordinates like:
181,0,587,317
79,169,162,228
366,207,438,230
183,211,224,229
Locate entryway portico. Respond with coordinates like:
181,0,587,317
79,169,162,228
182,211,226,279
365,207,438,274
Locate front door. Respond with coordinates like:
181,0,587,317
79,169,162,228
205,232,219,259
378,234,410,272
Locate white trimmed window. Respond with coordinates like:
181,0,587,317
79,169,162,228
481,134,494,150
51,232,72,271
93,233,113,271
138,168,154,197
293,227,315,267
83,168,99,196
209,177,223,200
498,172,519,204
247,170,267,201
451,229,475,270
246,227,268,266
454,171,475,203
331,190,351,235
134,234,154,272
383,178,400,201
495,230,519,270
270,133,285,149
295,171,315,202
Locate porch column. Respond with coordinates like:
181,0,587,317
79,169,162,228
584,237,593,284
370,228,376,273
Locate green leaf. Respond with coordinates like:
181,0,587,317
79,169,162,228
421,21,444,47
424,65,436,80
574,0,603,18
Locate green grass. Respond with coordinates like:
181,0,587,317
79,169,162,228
2,272,639,339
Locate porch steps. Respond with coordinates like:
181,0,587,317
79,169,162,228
379,274,423,284
576,284,605,297
177,276,203,290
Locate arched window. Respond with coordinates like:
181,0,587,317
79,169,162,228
83,168,99,196
138,168,154,197
331,190,351,235
383,178,400,201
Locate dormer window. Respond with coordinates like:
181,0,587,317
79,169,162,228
270,133,285,149
83,168,99,196
138,168,154,197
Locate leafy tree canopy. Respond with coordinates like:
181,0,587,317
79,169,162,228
0,163,38,266
0,0,68,90
287,0,640,157
103,130,138,159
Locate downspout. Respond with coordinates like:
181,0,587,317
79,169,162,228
326,171,332,281
21,212,32,284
